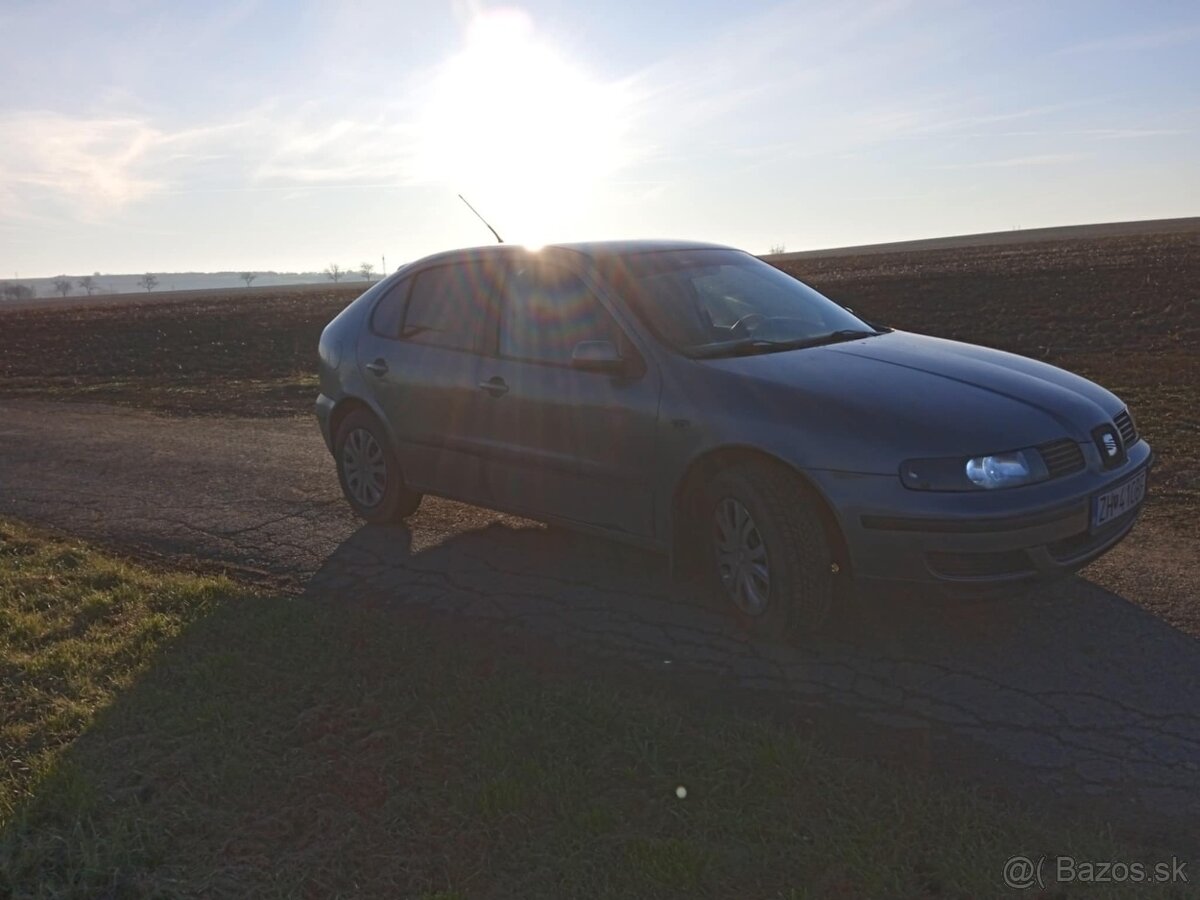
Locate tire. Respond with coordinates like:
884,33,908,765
334,408,422,524
701,461,834,638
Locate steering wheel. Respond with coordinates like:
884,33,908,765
730,312,766,334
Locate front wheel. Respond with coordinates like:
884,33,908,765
703,462,834,638
334,409,422,524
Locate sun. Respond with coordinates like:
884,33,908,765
414,10,630,246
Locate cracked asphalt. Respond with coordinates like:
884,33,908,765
2,399,1199,831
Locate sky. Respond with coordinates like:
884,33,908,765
1,0,1197,277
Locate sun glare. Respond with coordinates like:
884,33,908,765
415,10,631,246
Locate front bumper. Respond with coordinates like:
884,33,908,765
811,439,1152,590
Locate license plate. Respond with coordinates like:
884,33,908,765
1091,468,1147,529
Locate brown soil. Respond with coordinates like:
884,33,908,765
0,287,355,416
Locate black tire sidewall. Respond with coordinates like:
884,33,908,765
703,465,833,637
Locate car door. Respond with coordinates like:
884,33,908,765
475,255,661,541
355,258,499,500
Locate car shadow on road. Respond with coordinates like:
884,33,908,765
307,519,1200,832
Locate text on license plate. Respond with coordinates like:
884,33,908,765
1092,468,1147,529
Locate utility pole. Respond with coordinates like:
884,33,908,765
382,254,386,274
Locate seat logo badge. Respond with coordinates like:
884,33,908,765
1102,432,1118,457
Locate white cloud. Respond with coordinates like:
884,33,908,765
946,128,1192,140
251,111,423,186
0,112,259,221
933,153,1084,170
0,114,163,216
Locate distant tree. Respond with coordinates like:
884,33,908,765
137,273,159,293
1,282,36,302
359,262,375,282
78,275,97,295
324,264,345,283
239,272,258,288
52,276,72,297
768,243,787,255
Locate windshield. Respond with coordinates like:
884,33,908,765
600,249,878,357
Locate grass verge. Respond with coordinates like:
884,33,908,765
0,519,1181,898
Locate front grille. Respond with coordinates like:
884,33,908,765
927,550,1034,579
1114,409,1138,447
1037,439,1086,479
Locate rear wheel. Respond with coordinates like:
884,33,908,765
702,461,834,638
334,409,422,524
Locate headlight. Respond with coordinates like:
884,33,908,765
901,448,1048,491
964,451,1039,489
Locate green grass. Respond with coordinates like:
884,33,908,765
0,519,1182,898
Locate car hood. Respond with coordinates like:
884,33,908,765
698,330,1124,464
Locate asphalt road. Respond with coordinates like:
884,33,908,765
3,399,1199,831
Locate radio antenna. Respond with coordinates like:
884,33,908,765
458,194,504,244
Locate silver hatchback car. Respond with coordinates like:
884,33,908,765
316,241,1150,636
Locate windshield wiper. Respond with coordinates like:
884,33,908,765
689,328,882,359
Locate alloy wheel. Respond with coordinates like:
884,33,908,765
713,496,771,615
342,427,387,508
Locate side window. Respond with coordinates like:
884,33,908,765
499,263,620,365
369,277,411,338
401,262,492,351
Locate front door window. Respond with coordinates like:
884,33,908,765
498,262,620,365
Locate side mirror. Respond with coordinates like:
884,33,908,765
570,340,624,373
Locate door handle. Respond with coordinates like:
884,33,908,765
478,376,508,397
365,358,388,376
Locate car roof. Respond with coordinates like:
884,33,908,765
548,239,735,259
401,239,736,271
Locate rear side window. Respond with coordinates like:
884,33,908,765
401,262,494,351
369,277,410,338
